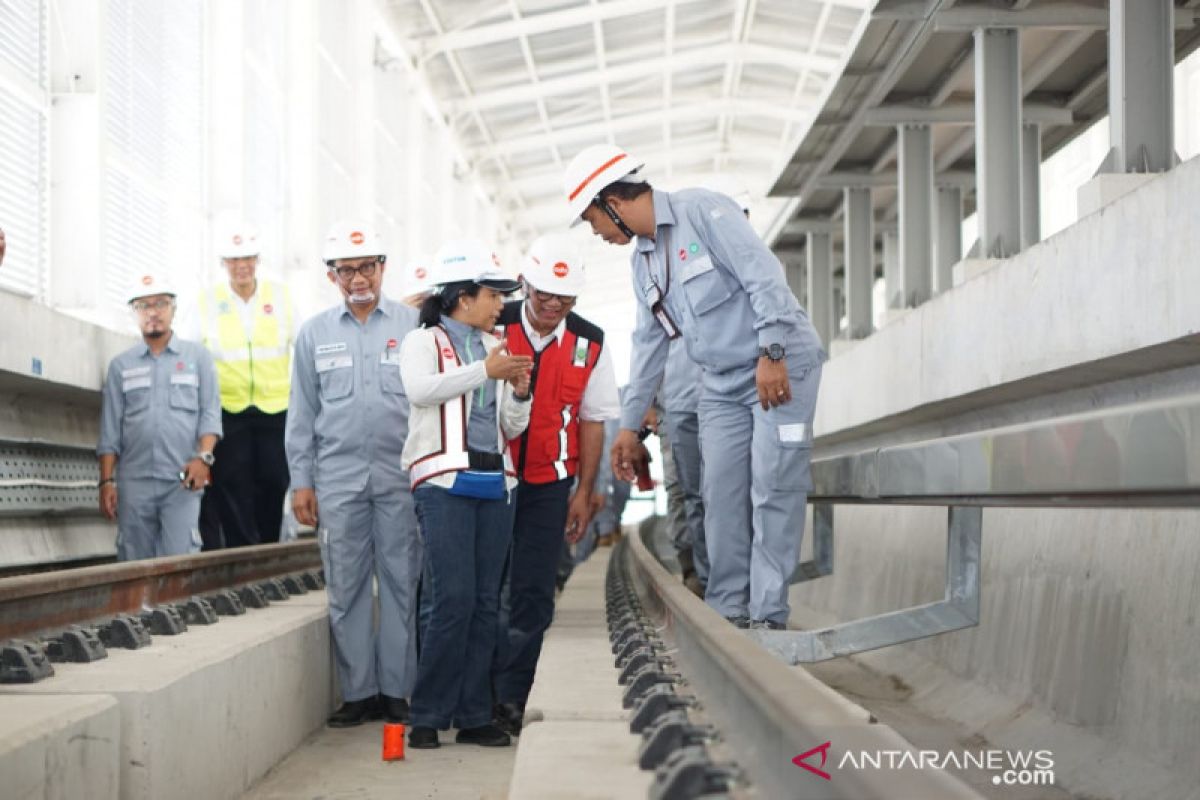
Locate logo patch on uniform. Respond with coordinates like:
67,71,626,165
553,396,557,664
349,231,365,245
575,347,586,360
553,262,570,278
441,347,455,361
176,361,185,371
415,267,427,280
263,304,274,315
387,338,398,349
689,242,700,254
678,248,687,261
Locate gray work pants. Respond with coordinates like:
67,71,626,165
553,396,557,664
116,478,202,561
663,409,708,584
316,480,422,702
698,358,822,624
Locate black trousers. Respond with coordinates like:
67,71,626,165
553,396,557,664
493,477,572,707
199,407,289,549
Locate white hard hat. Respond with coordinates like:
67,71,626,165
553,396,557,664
322,220,385,263
127,273,177,304
563,143,645,227
402,256,435,299
432,239,520,293
522,234,585,296
216,221,260,259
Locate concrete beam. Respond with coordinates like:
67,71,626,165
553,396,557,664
1021,122,1042,249
898,124,933,307
974,27,1023,259
864,102,1071,127
844,187,874,339
1105,0,1176,173
806,231,834,348
817,170,975,190
934,185,963,295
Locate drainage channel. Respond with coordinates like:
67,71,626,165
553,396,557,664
614,526,985,800
0,541,323,683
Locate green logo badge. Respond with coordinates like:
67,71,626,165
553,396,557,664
576,347,587,361
688,242,700,254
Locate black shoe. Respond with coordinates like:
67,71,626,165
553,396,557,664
327,696,381,728
456,724,511,747
724,615,751,629
381,694,409,723
408,726,440,749
493,702,524,736
749,619,787,631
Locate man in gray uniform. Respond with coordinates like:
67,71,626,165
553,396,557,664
286,221,422,727
97,275,222,561
563,144,825,630
659,340,708,596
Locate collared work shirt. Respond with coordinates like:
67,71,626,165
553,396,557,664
97,335,222,480
285,297,420,493
621,188,827,429
517,301,620,422
440,315,501,454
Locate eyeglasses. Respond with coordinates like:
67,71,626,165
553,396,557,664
131,298,173,313
530,287,576,307
331,261,380,281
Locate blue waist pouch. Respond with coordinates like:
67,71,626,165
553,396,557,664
447,470,506,500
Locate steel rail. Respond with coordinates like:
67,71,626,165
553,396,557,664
0,541,322,640
623,526,982,800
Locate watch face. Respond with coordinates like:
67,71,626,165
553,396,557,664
769,344,784,360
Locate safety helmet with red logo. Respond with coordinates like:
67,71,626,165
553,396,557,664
215,221,261,259
403,257,436,304
432,239,520,293
127,273,178,304
563,144,645,228
522,233,585,297
322,220,385,264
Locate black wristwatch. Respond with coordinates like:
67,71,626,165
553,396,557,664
758,343,786,362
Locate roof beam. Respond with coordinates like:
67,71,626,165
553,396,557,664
448,43,840,113
933,3,1197,31
469,98,814,162
415,0,709,57
815,169,974,189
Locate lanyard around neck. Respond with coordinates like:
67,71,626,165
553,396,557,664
642,227,672,297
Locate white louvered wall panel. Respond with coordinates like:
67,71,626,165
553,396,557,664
0,0,48,300
102,0,203,315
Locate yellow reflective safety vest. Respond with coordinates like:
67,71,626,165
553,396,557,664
197,280,293,414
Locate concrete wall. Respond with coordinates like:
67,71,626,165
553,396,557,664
797,156,1200,799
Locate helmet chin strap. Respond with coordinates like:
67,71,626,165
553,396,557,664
594,197,636,240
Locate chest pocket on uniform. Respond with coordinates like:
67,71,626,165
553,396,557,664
380,358,406,395
122,374,152,413
680,255,731,317
316,355,354,401
169,372,199,412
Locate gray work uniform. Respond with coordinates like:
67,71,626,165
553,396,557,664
97,335,222,561
660,338,708,583
622,188,826,624
285,297,422,703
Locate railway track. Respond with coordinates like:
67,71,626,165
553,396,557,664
614,524,983,800
0,541,322,682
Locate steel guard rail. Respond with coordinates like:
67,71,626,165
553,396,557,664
779,393,1200,663
624,528,982,800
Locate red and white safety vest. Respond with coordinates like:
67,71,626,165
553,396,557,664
499,302,604,485
409,325,516,489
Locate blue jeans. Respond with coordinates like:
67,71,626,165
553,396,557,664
410,483,516,730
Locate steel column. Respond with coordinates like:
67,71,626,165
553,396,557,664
882,230,900,309
1108,0,1175,173
843,187,874,338
934,184,962,294
898,124,933,306
1021,122,1041,248
974,27,1022,258
804,231,833,347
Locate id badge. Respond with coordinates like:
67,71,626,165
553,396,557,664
651,300,681,339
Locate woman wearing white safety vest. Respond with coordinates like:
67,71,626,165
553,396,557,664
399,239,533,750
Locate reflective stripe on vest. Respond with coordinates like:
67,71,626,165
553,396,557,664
198,280,292,414
409,326,515,488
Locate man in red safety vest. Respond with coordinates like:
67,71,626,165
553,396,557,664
491,233,620,735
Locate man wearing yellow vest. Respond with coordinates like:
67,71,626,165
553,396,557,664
193,221,296,548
